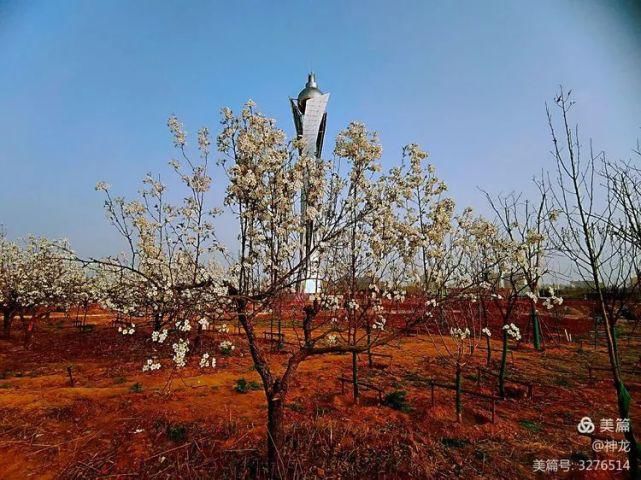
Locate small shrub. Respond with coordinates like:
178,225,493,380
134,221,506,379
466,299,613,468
0,383,10,389
166,424,187,443
219,340,235,356
474,449,488,462
130,382,143,393
383,390,411,412
441,437,469,448
519,420,542,433
234,378,261,393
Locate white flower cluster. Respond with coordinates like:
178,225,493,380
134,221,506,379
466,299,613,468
373,316,386,330
172,339,190,368
119,323,136,335
543,295,563,309
95,181,110,192
175,319,192,332
481,327,492,337
198,317,209,330
525,291,538,303
142,358,161,372
219,340,235,355
503,323,522,340
425,299,437,308
325,333,338,346
199,352,216,368
215,323,229,333
385,289,406,301
319,294,342,311
346,299,359,311
151,329,168,343
542,288,564,310
450,327,471,340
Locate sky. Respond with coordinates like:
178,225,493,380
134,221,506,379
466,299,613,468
1,0,640,258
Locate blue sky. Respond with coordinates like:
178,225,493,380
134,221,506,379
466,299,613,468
1,0,640,257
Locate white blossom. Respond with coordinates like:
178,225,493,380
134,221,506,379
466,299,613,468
199,352,216,368
219,340,235,355
450,327,471,340
151,329,168,343
142,358,161,372
172,339,190,368
215,323,229,333
503,323,521,341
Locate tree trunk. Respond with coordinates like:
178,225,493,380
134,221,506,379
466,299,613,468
499,329,508,398
153,312,162,332
455,362,462,422
531,303,542,351
267,396,285,479
611,323,619,364
486,335,492,367
22,317,34,350
594,296,640,476
195,323,203,351
352,351,359,404
367,327,373,368
3,310,12,337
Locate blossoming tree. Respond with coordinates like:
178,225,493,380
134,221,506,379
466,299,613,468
484,188,553,350
0,233,85,345
95,101,469,477
93,117,228,379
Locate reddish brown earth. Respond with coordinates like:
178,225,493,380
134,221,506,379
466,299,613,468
0,305,639,479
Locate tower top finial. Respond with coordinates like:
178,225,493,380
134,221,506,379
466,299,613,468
297,72,323,111
306,72,317,89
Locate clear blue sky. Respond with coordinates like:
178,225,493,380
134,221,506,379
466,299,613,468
1,0,640,257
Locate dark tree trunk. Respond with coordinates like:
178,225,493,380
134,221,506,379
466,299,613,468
3,310,13,337
367,327,373,368
22,316,34,350
352,351,359,403
195,323,203,351
486,335,492,367
153,312,162,332
531,302,542,351
499,329,508,398
455,362,462,422
267,396,285,479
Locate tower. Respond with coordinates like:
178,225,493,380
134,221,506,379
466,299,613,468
290,73,330,293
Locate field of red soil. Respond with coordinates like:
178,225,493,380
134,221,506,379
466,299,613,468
0,306,639,479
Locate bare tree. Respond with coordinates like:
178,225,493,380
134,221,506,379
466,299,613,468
544,88,640,475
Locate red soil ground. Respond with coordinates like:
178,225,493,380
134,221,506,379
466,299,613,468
0,303,639,479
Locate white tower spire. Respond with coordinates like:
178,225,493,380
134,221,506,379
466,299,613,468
290,73,330,293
